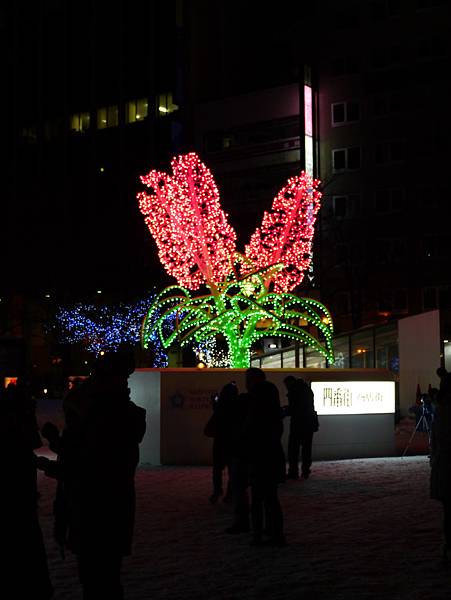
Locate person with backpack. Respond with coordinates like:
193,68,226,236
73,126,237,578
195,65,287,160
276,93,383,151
283,376,318,480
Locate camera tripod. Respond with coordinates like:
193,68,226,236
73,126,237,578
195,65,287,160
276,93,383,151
402,403,432,457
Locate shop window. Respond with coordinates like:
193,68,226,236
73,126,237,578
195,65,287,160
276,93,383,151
332,336,350,368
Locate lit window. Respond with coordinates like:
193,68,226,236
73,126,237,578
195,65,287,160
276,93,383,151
20,126,37,144
156,92,179,116
126,98,149,124
97,105,119,129
70,112,90,133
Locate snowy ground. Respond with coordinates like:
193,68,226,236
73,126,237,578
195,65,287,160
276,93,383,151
37,456,450,600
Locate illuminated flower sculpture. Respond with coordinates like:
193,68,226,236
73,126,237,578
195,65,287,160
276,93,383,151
138,153,334,368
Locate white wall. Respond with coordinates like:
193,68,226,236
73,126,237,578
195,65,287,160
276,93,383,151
130,369,395,465
398,310,441,416
129,370,161,465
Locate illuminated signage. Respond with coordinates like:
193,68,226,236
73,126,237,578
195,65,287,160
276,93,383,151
311,381,395,415
4,377,18,388
304,84,313,176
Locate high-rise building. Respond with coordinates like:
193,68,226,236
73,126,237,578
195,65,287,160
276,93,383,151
3,0,183,296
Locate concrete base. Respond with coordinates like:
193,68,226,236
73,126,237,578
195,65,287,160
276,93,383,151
129,368,396,465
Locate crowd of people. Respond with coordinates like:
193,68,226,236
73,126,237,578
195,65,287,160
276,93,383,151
2,355,451,598
205,369,318,547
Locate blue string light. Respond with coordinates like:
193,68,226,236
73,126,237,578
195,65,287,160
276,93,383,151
54,295,174,367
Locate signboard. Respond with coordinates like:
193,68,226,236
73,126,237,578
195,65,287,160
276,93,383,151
304,84,314,176
311,381,395,415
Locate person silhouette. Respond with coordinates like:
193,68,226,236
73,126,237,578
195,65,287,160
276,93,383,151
430,372,451,563
39,348,146,599
226,368,266,534
247,380,286,546
284,376,317,480
207,382,237,504
1,377,54,599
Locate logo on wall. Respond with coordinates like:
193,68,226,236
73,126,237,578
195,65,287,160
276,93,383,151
170,392,185,409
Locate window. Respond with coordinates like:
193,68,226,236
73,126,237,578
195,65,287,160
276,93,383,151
20,126,37,144
331,101,360,126
351,330,374,369
439,288,451,310
393,289,408,310
370,45,401,69
370,0,401,20
375,238,406,264
375,141,405,165
375,187,405,213
373,92,402,117
330,55,360,77
423,287,438,310
332,336,350,368
97,105,119,129
44,120,62,141
416,0,446,10
332,103,345,124
70,112,90,133
333,196,347,218
333,149,346,171
424,286,451,310
156,92,179,116
126,98,148,124
336,243,349,264
332,147,361,172
375,324,398,370
261,354,282,369
305,348,326,368
281,349,296,368
416,39,446,60
334,292,351,315
332,194,361,218
422,235,447,260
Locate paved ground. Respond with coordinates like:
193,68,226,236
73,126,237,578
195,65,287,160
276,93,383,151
37,456,450,600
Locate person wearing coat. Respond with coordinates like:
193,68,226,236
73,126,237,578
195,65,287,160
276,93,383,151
1,379,54,600
246,379,286,546
39,349,146,600
206,382,237,504
430,372,451,563
284,376,317,480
